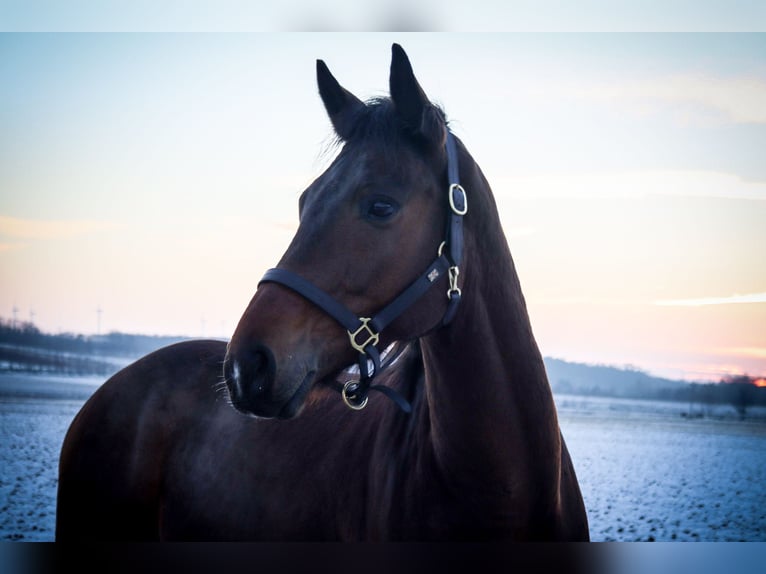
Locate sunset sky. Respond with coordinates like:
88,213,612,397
1,33,764,382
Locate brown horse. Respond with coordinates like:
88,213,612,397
56,44,589,541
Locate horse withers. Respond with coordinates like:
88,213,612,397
56,44,589,541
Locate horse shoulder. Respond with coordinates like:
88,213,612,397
56,339,229,540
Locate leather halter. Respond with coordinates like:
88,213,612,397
259,130,467,413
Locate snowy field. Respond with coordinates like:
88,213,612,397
1,374,765,542
555,395,766,542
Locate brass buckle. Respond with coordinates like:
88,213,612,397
449,184,468,216
348,317,379,353
342,381,369,410
447,266,461,298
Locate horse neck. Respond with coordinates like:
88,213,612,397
419,172,562,498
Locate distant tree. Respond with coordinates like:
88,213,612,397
722,375,758,420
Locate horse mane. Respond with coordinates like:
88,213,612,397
324,97,449,158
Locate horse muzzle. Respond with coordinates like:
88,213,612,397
223,343,316,419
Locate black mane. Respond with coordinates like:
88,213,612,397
336,97,448,151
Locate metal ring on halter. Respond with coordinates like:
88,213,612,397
449,183,468,216
342,380,369,410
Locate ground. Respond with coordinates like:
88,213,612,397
1,375,764,541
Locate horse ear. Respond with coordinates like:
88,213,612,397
389,43,445,146
317,59,365,140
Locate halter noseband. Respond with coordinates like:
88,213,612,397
259,130,467,413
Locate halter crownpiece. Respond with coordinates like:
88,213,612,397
258,130,466,413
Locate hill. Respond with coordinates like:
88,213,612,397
1,318,690,397
543,357,689,399
2,318,764,414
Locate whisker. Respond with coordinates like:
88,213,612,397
213,374,232,404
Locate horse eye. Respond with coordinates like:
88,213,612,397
367,200,397,220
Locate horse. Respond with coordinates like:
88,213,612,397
56,44,589,541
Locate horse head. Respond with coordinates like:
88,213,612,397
224,44,465,418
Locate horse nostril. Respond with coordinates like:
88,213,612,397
228,344,276,400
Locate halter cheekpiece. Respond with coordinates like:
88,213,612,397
259,130,466,413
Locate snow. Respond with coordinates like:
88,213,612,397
0,396,83,541
556,395,766,541
0,376,764,541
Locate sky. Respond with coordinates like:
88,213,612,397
1,32,765,382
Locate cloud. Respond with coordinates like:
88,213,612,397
493,170,766,200
719,347,766,360
0,216,118,241
505,226,537,239
575,73,766,125
655,293,766,307
271,220,299,233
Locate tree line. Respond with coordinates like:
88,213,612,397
0,318,189,377
3,317,764,417
663,375,766,419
